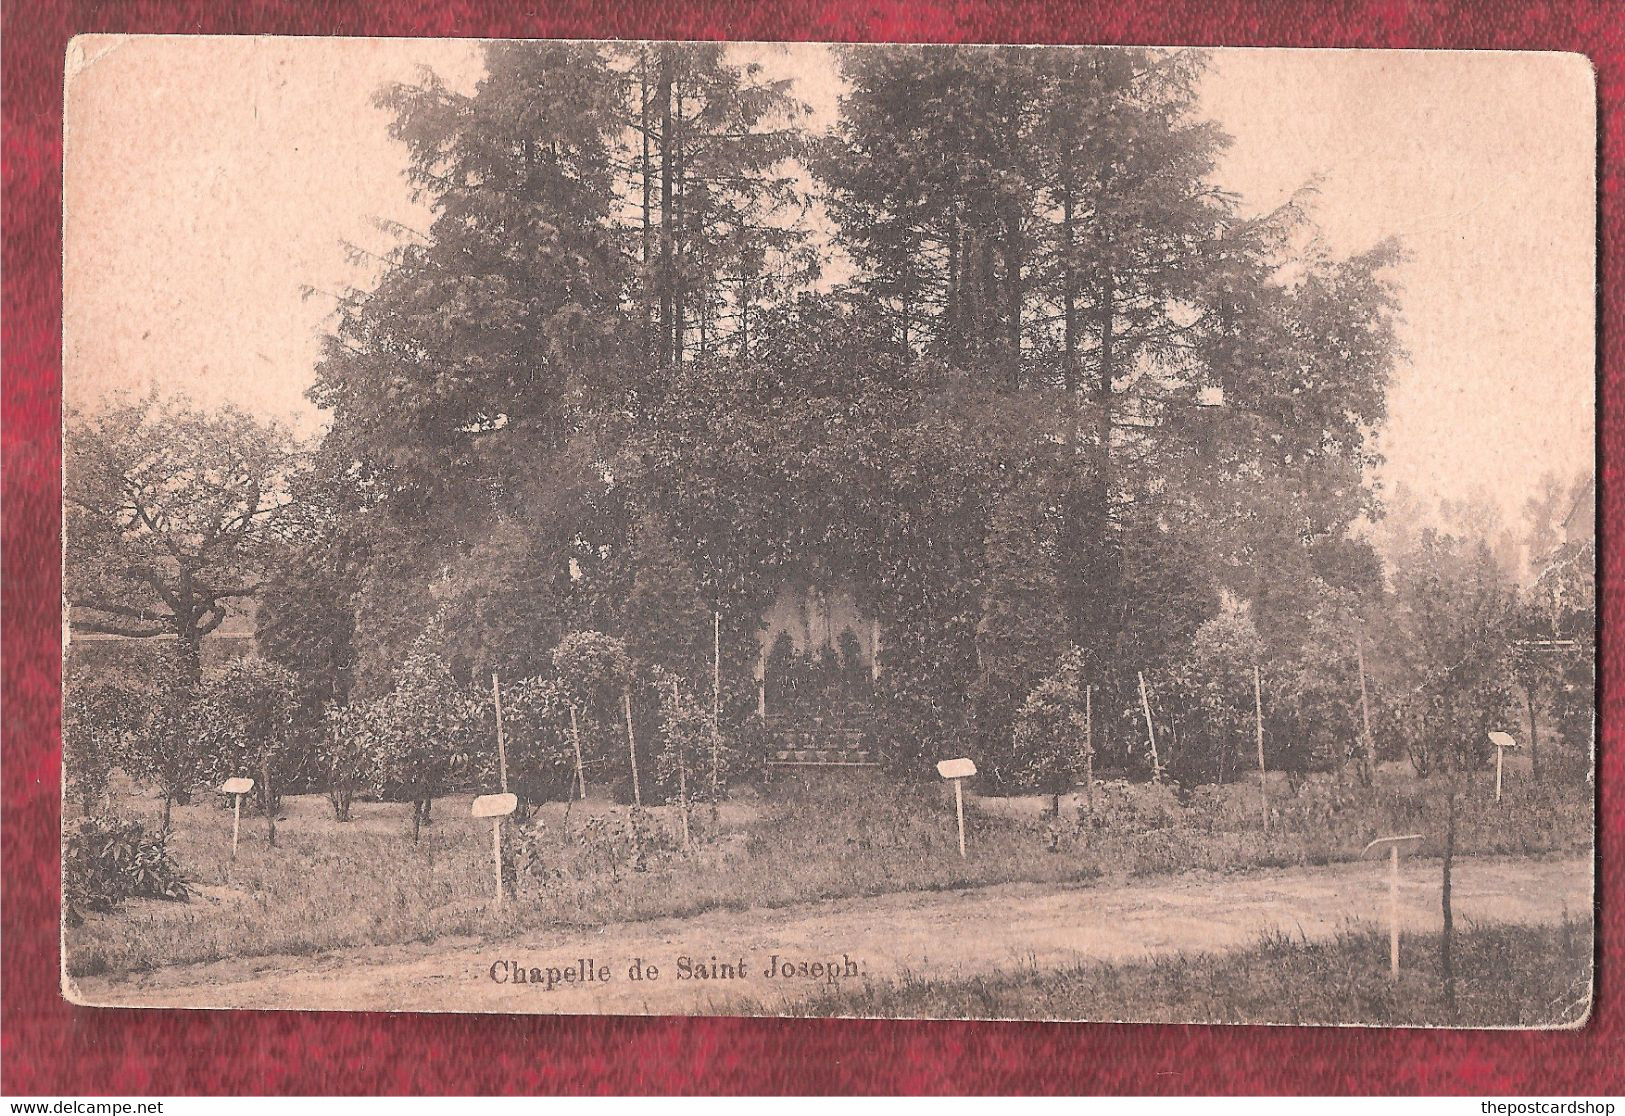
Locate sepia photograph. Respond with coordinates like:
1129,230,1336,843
59,36,1596,1027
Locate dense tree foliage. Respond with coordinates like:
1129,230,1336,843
62,672,145,815
70,44,1593,817
1381,531,1520,778
193,657,305,845
1156,612,1264,786
1011,646,1093,802
112,651,209,830
354,630,484,839
65,394,303,683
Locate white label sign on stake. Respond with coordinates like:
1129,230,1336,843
471,793,518,818
1488,731,1519,801
1362,833,1424,978
221,777,255,864
472,793,518,913
936,758,976,780
937,758,976,859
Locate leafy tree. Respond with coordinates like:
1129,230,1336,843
255,445,370,710
1159,611,1266,786
818,46,1399,776
117,651,209,831
626,43,814,375
311,43,812,701
487,676,579,808
193,657,303,846
284,43,1406,796
1382,531,1519,779
821,46,1048,384
62,674,143,816
649,669,729,828
1269,587,1372,781
552,630,635,800
256,539,360,708
65,393,303,683
311,42,634,696
1517,537,1595,776
973,474,1067,785
1514,468,1595,777
322,41,631,485
552,630,632,714
319,704,376,822
362,630,483,840
622,511,709,680
1011,645,1093,807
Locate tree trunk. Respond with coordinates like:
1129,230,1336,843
657,50,674,371
1357,632,1378,790
1096,267,1116,507
411,798,423,843
1002,205,1023,390
1061,181,1077,396
1095,266,1124,672
944,207,960,346
261,754,277,848
177,629,203,687
329,783,351,823
1083,683,1095,813
623,690,642,807
672,82,687,369
162,790,173,833
1525,682,1541,781
1441,789,1458,1019
639,49,654,367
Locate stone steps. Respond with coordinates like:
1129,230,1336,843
760,711,881,768
765,746,878,767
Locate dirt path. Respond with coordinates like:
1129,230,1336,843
72,854,1590,1015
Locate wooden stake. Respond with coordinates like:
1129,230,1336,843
1254,664,1268,830
953,777,966,859
261,756,276,848
568,704,587,800
1357,631,1377,785
1364,834,1421,977
1389,844,1401,977
870,618,881,683
672,681,691,850
1083,684,1095,812
1138,672,1162,781
756,647,767,720
712,612,721,725
623,690,641,807
491,672,508,794
230,794,241,862
711,612,721,795
492,818,504,912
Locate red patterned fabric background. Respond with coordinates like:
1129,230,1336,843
2,0,1619,1095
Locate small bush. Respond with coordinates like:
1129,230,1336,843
64,815,191,913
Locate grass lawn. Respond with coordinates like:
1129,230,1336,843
64,770,1592,980
729,919,1595,1028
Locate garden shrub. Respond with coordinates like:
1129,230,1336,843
514,805,690,886
63,814,191,913
1086,778,1184,831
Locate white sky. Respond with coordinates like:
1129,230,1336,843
64,38,1596,524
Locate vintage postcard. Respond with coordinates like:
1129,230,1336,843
60,37,1595,1026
